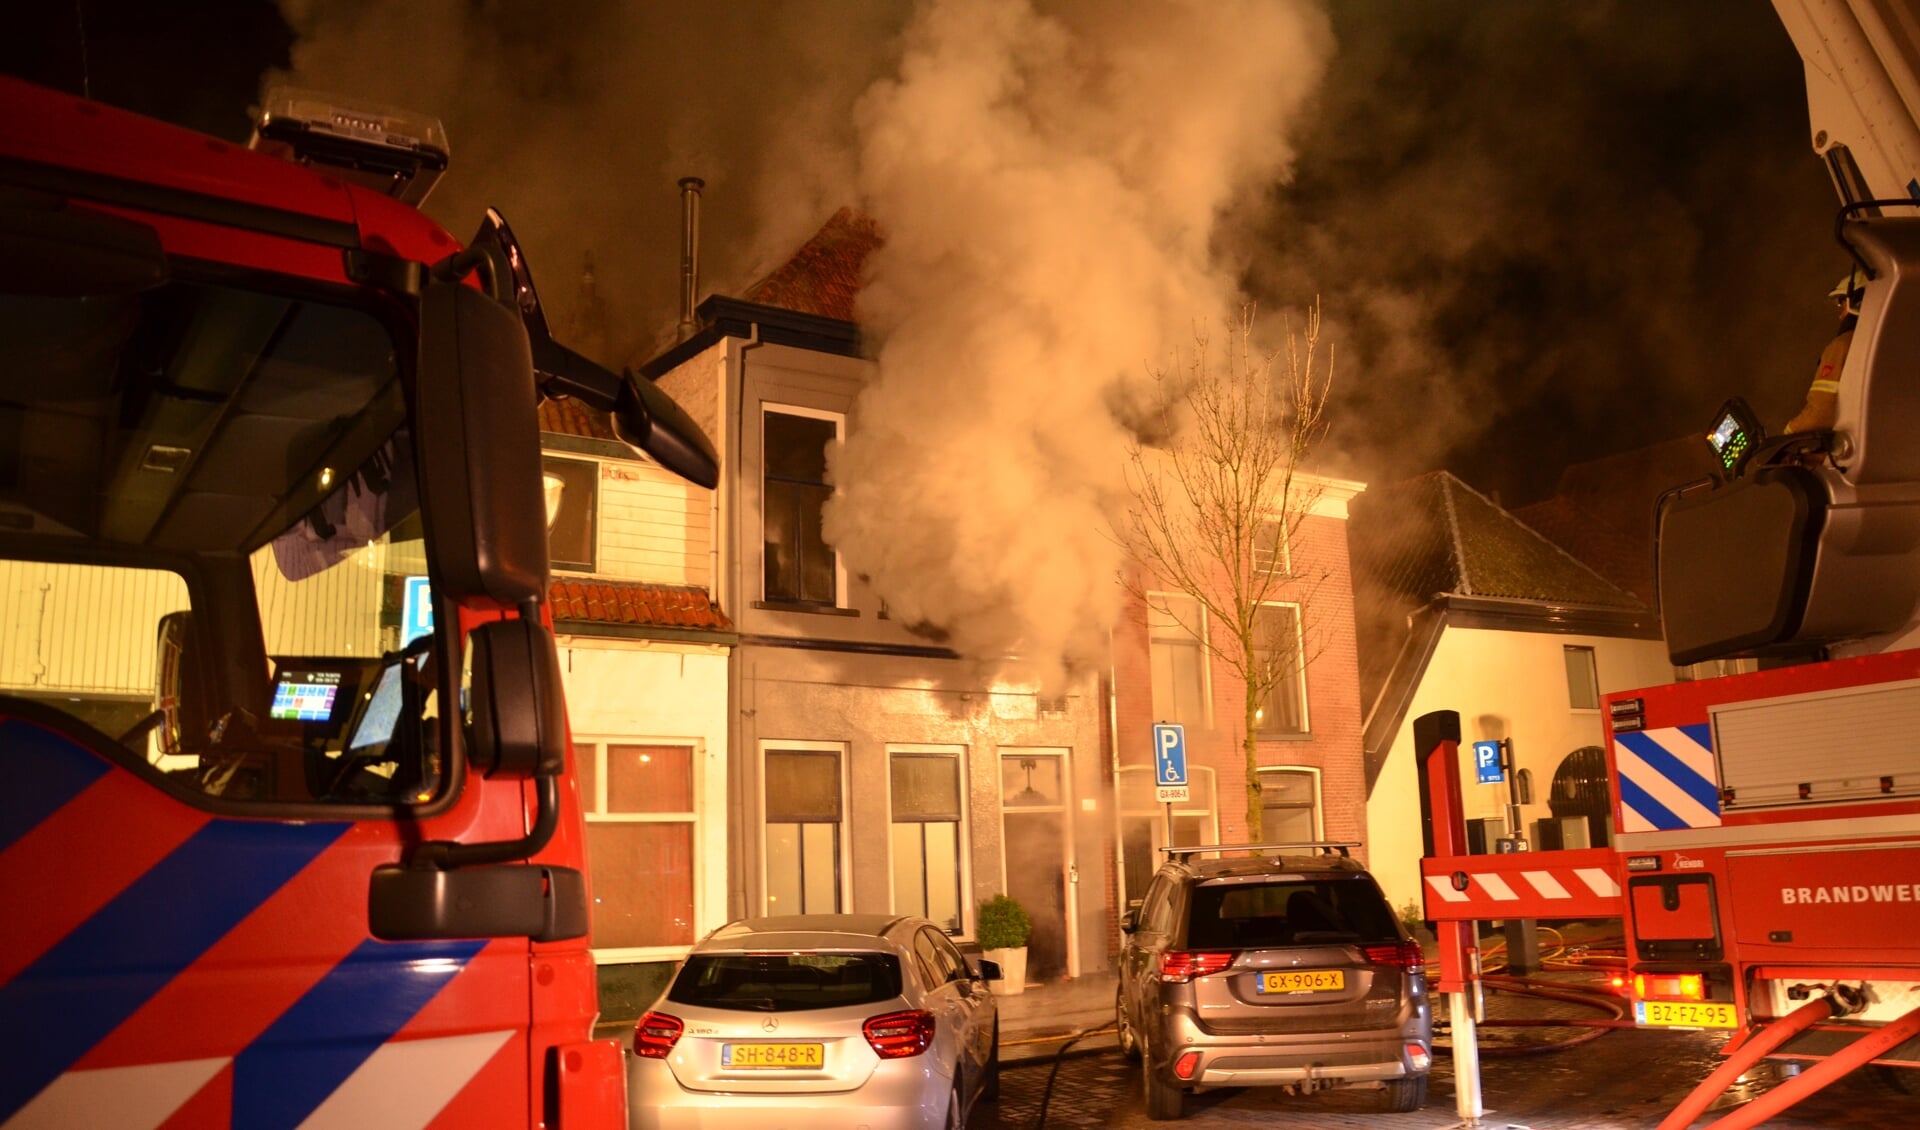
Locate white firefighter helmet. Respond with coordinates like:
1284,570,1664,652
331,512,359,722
1830,269,1866,313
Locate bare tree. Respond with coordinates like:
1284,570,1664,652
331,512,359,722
1120,302,1336,836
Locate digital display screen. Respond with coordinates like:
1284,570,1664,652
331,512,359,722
270,670,344,722
1705,398,1762,473
346,661,405,751
1708,413,1749,470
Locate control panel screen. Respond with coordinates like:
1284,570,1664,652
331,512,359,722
270,669,344,722
1705,398,1761,473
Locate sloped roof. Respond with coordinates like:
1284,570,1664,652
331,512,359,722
550,578,732,632
538,398,617,441
743,207,882,323
1511,436,1717,603
1351,471,1644,610
1349,471,1655,794
1510,495,1651,603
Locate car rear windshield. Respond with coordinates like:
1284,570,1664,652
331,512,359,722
1185,877,1400,949
667,952,904,1012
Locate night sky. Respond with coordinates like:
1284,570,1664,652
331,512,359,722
5,1,1843,508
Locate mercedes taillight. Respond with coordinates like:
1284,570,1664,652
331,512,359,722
863,1009,936,1059
633,1011,684,1058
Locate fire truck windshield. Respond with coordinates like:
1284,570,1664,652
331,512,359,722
0,274,447,809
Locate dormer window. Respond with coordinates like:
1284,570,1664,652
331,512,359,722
763,408,839,605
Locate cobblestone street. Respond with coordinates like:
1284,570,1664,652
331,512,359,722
981,1027,1915,1129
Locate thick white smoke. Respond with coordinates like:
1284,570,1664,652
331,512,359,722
268,0,1335,677
827,0,1332,679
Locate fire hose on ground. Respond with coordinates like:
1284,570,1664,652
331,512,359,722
1433,928,1636,1057
1665,999,1920,1130
1434,972,1633,1057
1445,932,1920,1129
1654,995,1833,1130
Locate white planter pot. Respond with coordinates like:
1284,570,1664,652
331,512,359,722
983,946,1028,996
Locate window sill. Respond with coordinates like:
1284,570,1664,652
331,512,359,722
754,600,859,617
1257,731,1314,742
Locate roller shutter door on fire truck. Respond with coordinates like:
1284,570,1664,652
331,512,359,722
1711,679,1920,809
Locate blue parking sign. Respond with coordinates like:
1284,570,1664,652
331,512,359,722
401,576,434,645
1153,723,1188,787
1474,740,1504,785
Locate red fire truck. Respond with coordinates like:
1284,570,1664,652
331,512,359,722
0,78,715,1127
1419,2,1920,1124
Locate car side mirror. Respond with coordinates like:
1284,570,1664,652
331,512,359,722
976,958,1003,982
1122,909,1141,934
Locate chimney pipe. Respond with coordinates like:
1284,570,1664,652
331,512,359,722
678,176,704,339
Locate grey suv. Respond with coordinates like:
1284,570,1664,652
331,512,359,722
1116,843,1431,1119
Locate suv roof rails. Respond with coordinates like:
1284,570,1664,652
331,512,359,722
1159,840,1361,860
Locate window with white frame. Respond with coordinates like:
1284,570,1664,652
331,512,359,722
1148,592,1209,727
1254,602,1308,736
579,742,697,953
762,407,840,605
764,744,845,914
889,747,966,934
1257,766,1321,843
1565,645,1600,710
1252,519,1290,576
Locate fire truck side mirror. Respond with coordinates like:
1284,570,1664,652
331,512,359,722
611,368,719,490
466,617,567,780
414,277,549,605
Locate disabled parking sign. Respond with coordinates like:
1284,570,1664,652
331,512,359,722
1153,723,1189,803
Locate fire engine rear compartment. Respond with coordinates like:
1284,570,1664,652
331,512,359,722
1615,654,1920,1071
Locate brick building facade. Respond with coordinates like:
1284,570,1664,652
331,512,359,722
1102,487,1370,953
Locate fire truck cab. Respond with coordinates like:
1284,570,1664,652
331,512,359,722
0,78,714,1128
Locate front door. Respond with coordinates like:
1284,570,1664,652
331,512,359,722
1000,748,1070,983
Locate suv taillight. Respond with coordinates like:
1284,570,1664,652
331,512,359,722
1361,940,1426,973
864,1009,936,1058
1159,951,1235,983
634,1011,683,1058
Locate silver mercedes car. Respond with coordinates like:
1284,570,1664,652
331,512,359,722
628,914,1000,1130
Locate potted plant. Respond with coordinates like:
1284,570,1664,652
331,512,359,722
977,894,1032,996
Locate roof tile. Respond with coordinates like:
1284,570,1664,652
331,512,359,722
744,207,882,323
538,398,618,441
550,578,731,632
